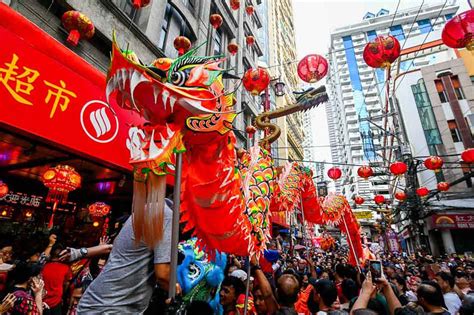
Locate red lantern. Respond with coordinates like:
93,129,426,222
424,156,444,172
61,11,95,47
227,41,239,55
42,165,81,205
246,125,257,137
297,54,328,83
437,182,450,192
390,161,408,176
42,165,81,229
230,0,240,10
245,5,254,15
394,191,406,201
354,196,365,205
357,166,373,180
246,35,255,46
442,10,474,51
210,14,223,30
416,187,429,197
374,195,385,205
242,67,270,96
0,181,8,198
89,202,111,217
461,148,474,163
363,35,400,69
327,167,342,181
174,36,192,56
130,0,151,9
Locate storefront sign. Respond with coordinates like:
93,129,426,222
431,214,474,229
0,191,43,207
354,210,374,220
385,229,401,253
0,4,144,171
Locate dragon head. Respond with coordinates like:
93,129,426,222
107,36,237,246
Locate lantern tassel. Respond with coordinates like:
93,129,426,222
48,201,58,230
67,29,81,46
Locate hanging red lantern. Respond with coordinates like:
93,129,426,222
424,156,444,172
363,35,400,69
390,161,408,176
246,125,257,137
130,0,151,9
246,35,255,46
88,202,111,217
245,5,254,15
210,14,223,30
42,165,81,229
437,182,450,192
42,165,81,205
242,67,270,96
0,181,8,198
357,166,374,180
354,196,365,205
61,11,95,47
327,166,342,181
374,195,385,205
227,41,239,55
442,10,474,51
394,191,406,201
174,36,192,56
416,187,429,197
230,0,240,10
297,54,328,83
461,148,474,163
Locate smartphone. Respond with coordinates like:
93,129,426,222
369,260,384,280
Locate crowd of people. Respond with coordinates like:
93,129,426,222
1,219,474,314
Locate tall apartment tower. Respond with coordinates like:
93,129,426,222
267,0,304,162
326,3,459,202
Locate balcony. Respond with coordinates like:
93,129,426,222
342,92,352,100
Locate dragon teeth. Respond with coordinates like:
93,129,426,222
166,124,174,138
148,129,163,159
169,95,176,112
161,90,170,110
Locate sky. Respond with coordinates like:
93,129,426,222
292,0,468,165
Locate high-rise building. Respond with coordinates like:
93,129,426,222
267,0,304,162
326,3,459,204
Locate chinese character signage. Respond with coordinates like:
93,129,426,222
0,4,145,171
0,191,43,207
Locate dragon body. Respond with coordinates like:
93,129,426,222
106,38,362,263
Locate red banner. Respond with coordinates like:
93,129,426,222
430,214,474,229
0,4,144,171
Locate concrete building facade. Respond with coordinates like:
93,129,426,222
10,0,264,149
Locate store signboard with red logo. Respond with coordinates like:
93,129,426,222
431,214,474,229
0,4,144,171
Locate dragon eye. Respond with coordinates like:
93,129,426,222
170,70,188,86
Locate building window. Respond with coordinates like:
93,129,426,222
243,57,251,71
435,79,448,103
181,0,196,11
448,120,462,143
451,76,465,100
367,30,377,41
113,0,150,30
445,14,454,21
389,25,405,41
417,19,432,34
158,4,172,50
411,79,443,146
213,29,223,55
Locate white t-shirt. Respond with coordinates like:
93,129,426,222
443,291,461,315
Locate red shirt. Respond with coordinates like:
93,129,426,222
42,261,72,307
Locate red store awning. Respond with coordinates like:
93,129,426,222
0,3,145,171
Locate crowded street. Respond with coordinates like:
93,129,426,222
1,0,474,314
